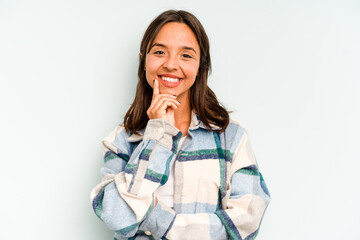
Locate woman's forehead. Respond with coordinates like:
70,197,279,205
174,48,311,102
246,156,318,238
151,22,200,52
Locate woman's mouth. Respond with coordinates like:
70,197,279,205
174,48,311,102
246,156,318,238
161,76,181,82
158,75,183,88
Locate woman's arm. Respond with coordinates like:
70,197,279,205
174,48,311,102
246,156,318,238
214,130,271,240
138,128,271,240
90,119,182,238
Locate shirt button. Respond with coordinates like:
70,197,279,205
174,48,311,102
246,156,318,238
158,127,164,134
144,230,152,236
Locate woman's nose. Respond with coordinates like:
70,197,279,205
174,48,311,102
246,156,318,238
163,55,179,70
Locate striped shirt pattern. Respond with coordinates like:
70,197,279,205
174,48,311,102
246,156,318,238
90,112,270,240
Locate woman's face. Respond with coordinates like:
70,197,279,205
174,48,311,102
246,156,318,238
145,22,201,99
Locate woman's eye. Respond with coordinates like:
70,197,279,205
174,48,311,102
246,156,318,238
154,51,164,55
182,54,192,58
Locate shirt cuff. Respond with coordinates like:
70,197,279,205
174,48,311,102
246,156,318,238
138,201,176,239
143,119,183,151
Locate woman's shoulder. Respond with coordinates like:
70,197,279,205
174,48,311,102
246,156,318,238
218,117,250,151
101,124,132,151
102,123,145,146
103,124,127,140
226,117,248,133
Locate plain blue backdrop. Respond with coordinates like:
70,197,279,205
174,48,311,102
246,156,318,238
1,0,359,239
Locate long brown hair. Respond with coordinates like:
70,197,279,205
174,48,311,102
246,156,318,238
124,10,229,134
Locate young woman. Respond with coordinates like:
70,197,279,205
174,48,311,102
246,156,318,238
91,10,270,240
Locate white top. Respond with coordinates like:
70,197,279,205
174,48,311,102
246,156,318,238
155,136,186,209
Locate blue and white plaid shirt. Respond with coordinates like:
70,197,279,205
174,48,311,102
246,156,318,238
91,112,270,240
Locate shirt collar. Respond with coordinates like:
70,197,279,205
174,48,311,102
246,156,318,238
189,111,221,131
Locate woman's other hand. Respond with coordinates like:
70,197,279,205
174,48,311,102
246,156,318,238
147,79,180,126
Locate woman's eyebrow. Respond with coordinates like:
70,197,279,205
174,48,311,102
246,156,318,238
183,46,197,55
150,43,166,49
150,42,197,55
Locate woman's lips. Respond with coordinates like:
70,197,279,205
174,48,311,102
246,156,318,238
158,75,183,88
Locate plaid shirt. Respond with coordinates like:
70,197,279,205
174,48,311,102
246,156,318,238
90,112,270,240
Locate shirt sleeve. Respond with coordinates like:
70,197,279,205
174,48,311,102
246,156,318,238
214,129,271,239
140,128,271,240
90,119,182,238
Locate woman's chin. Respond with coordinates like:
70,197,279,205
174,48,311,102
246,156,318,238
158,87,177,95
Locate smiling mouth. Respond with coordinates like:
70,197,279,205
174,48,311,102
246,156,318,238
159,75,182,83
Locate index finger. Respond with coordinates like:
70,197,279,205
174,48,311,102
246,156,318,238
153,79,159,96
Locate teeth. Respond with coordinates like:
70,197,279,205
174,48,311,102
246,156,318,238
161,76,180,82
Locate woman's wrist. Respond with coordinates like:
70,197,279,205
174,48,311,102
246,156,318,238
143,119,182,151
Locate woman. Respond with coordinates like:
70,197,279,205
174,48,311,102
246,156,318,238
91,10,270,240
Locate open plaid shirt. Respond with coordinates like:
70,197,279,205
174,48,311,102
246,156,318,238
90,112,270,240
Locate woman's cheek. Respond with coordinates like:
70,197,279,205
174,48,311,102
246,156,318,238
149,55,163,66
184,63,200,78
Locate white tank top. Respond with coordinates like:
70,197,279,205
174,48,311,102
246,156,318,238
156,136,186,209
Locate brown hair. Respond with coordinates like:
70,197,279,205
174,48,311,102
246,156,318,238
124,10,229,134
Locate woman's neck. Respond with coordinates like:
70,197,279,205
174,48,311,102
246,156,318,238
173,94,191,136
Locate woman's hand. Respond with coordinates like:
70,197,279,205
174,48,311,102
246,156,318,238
147,79,180,126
